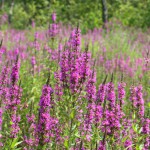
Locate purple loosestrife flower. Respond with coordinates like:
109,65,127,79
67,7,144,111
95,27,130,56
31,56,36,66
10,111,21,138
107,82,116,108
7,85,22,109
50,24,58,37
54,71,63,101
124,139,133,150
33,32,40,51
0,108,2,130
34,32,38,40
72,27,81,53
31,56,36,75
0,46,5,63
143,137,150,150
104,60,113,74
130,85,137,108
8,60,22,138
98,141,106,150
26,114,35,124
79,51,91,84
102,109,121,135
142,118,150,134
24,114,38,147
0,108,3,146
95,104,103,123
0,64,10,87
70,58,80,93
8,85,22,138
52,12,56,22
118,82,126,107
142,118,150,149
136,85,144,117
48,13,58,38
0,64,10,106
86,70,96,102
83,103,96,142
38,85,53,145
11,59,20,85
60,49,69,87
122,118,132,137
96,83,107,105
69,27,81,93
49,117,61,144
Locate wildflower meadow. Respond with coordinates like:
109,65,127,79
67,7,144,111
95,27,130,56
0,10,150,150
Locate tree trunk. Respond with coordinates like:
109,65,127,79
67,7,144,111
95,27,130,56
8,0,14,24
101,0,108,28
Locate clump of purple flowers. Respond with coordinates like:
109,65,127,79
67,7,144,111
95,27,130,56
48,12,58,38
38,84,53,145
7,58,22,138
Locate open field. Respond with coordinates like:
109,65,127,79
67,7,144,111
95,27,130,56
0,9,150,150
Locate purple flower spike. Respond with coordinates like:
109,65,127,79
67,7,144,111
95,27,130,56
98,141,106,150
38,85,53,145
96,83,107,105
11,58,20,85
52,12,56,22
136,85,144,117
118,82,126,107
124,139,133,150
107,82,116,108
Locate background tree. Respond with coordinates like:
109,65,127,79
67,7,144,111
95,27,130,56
101,0,108,28
0,0,150,30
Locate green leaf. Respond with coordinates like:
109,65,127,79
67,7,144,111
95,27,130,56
11,138,22,149
132,124,139,133
75,132,80,138
64,139,69,149
70,110,75,119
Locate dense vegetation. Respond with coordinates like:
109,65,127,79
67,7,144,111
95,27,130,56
0,0,150,31
0,13,150,149
0,0,150,149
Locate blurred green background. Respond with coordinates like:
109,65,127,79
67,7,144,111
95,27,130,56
0,0,150,32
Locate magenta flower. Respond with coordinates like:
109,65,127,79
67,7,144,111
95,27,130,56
11,59,20,85
98,141,106,150
52,12,56,22
54,71,63,101
60,50,69,86
79,51,91,84
24,113,39,147
48,13,58,38
0,108,2,131
8,60,22,138
124,139,132,150
10,111,21,138
31,56,36,66
142,118,150,134
96,83,107,104
72,27,81,53
107,82,116,108
38,85,53,145
136,85,144,117
86,70,96,102
130,85,137,108
118,82,126,107
0,64,10,87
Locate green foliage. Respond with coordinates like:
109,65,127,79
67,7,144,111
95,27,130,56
0,0,150,30
113,0,150,28
11,4,30,29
